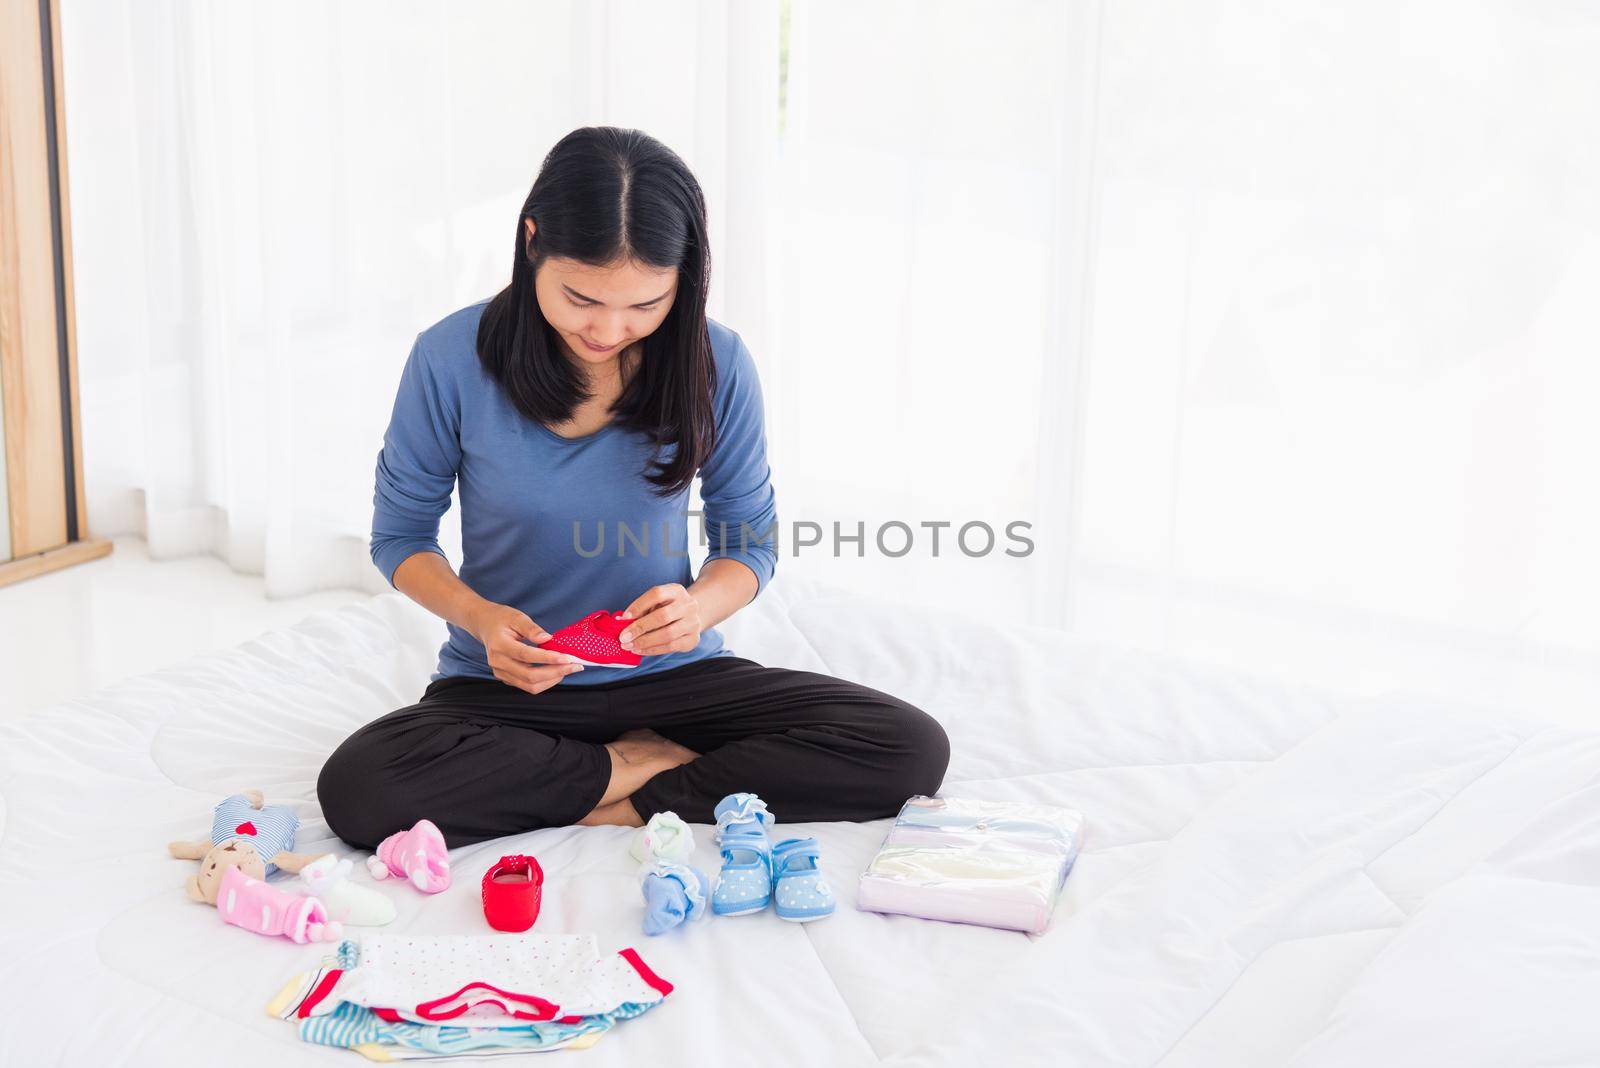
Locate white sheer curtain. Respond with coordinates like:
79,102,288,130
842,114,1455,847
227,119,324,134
771,0,1600,719
62,0,1600,718
766,0,1098,621
1065,1,1600,718
62,0,778,596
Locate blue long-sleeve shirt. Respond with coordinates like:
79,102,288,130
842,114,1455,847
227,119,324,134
370,299,778,684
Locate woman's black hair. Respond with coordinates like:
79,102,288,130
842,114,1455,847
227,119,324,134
476,126,716,496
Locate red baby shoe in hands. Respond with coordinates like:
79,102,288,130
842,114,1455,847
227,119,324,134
537,610,642,668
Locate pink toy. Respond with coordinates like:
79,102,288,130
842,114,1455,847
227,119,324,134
366,818,452,893
216,865,343,943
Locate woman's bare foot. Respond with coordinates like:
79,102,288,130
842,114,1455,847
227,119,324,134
576,798,645,827
607,728,699,770
577,729,702,821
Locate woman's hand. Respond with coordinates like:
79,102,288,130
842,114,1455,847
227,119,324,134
466,602,584,695
618,583,704,656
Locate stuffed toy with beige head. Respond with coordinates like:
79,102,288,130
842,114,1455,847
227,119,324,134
167,789,320,904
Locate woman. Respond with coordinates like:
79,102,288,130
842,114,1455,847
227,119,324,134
318,127,949,850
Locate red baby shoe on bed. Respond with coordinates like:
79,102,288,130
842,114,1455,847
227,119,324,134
538,610,642,668
481,854,544,932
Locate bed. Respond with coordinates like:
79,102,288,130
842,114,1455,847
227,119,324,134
3,576,1598,1066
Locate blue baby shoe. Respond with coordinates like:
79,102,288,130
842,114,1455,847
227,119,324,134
771,837,835,922
712,793,775,916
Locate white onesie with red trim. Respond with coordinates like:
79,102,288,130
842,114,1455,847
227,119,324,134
298,933,671,1023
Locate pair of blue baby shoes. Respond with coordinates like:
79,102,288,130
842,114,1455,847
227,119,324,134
711,793,835,922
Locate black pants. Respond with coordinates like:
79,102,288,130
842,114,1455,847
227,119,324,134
317,654,951,849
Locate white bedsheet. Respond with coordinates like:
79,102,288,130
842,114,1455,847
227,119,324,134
3,577,1598,1066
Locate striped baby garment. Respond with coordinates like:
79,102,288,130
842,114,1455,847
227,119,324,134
211,793,300,876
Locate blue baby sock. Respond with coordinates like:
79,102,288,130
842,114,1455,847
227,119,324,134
640,861,709,935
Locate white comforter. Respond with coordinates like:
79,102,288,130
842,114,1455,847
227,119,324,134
2,577,1598,1066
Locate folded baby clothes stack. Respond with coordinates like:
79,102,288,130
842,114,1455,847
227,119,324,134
267,932,673,1059
294,1000,607,1058
856,795,1084,934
